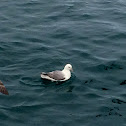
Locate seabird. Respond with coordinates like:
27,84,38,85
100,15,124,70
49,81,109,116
41,64,73,82
0,80,9,95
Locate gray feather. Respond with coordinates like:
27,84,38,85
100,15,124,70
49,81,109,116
46,71,65,80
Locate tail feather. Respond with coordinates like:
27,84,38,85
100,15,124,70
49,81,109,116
41,72,48,75
41,72,52,80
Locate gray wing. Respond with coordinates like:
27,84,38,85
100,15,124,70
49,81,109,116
0,80,9,95
47,71,65,80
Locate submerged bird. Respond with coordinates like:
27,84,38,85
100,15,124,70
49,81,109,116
0,80,9,95
41,64,73,82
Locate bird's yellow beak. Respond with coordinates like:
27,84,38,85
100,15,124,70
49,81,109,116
71,68,73,72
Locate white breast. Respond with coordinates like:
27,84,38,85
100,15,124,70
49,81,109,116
62,69,71,81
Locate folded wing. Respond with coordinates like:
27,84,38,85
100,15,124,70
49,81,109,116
46,71,65,80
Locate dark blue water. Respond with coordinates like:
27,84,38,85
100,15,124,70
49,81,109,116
0,0,126,125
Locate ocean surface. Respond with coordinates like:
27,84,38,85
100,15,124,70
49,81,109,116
0,0,126,126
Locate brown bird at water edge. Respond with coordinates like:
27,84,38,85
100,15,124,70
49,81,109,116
0,80,9,95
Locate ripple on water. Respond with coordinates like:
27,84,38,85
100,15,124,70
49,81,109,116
96,106,122,117
0,0,126,126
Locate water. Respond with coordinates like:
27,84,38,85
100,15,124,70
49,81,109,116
0,0,126,125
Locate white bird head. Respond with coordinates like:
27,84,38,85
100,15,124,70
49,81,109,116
64,64,73,71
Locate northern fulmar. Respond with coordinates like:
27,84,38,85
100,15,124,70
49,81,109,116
41,64,73,82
